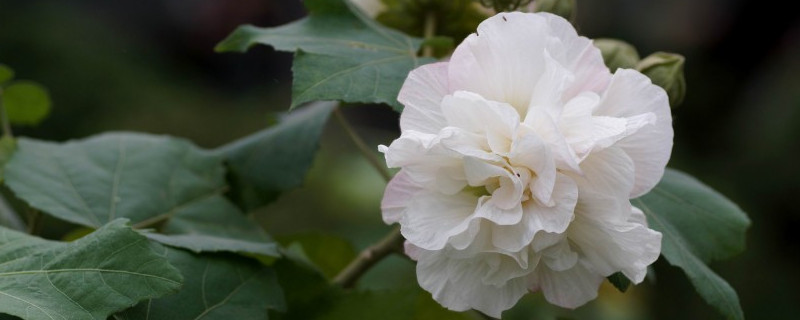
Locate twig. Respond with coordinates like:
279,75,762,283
422,12,437,57
0,88,12,138
333,106,392,182
333,227,404,288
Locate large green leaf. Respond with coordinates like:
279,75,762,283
3,133,278,257
0,219,182,320
114,247,284,320
633,168,750,320
1,81,51,126
216,102,334,210
215,0,433,110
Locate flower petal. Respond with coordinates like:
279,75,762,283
416,250,529,318
381,170,422,224
571,146,635,200
398,62,450,133
400,191,476,250
593,69,673,197
491,173,578,252
530,260,604,309
569,208,662,283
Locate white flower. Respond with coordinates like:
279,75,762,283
380,12,672,317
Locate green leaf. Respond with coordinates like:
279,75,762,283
215,0,433,110
115,247,285,320
1,81,52,126
4,132,278,257
633,168,750,320
0,219,182,320
216,102,334,210
277,233,357,280
607,272,631,293
0,65,13,85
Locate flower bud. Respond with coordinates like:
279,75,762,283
532,0,575,21
637,52,686,107
593,38,640,72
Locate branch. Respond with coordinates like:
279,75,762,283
333,226,404,288
333,106,392,182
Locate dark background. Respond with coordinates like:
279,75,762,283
1,0,798,319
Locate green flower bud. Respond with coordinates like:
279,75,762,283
593,38,640,72
637,52,686,107
532,0,575,21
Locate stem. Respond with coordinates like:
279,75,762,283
26,209,40,235
0,88,12,138
333,106,392,182
333,227,404,288
422,12,436,58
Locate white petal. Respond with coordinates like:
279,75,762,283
398,62,450,133
416,250,529,318
538,13,612,98
448,13,552,116
571,146,635,200
440,91,519,155
401,191,476,250
531,261,604,309
508,132,557,205
569,202,662,282
382,130,467,194
593,69,673,197
492,173,577,252
381,170,422,224
521,108,581,173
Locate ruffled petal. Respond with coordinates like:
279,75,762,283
401,191,476,250
569,204,662,282
571,146,635,200
416,249,529,318
593,69,673,197
398,62,451,133
491,173,578,252
530,261,604,309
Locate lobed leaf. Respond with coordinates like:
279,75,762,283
215,0,433,110
114,247,285,320
4,132,278,257
0,219,182,320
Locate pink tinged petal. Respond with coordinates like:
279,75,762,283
537,13,612,97
401,191,477,250
448,13,553,115
628,205,649,226
526,49,575,120
492,174,578,252
532,261,605,309
571,146,635,200
509,132,557,205
568,211,662,283
593,69,674,197
415,250,529,318
381,170,422,224
398,62,451,133
404,241,422,261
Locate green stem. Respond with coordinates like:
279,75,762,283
333,106,392,182
422,12,436,58
0,88,12,138
26,209,40,235
333,227,404,288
